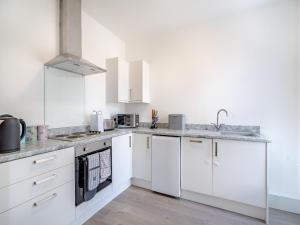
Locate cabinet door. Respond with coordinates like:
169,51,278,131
213,139,267,207
132,133,151,181
129,61,150,103
112,134,132,189
117,58,129,102
181,138,213,195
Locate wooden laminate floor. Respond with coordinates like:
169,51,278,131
85,186,300,225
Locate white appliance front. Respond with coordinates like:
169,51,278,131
151,135,181,197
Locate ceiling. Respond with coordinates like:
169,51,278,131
82,0,279,41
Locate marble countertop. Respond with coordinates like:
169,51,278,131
0,128,269,164
132,127,270,143
0,129,131,164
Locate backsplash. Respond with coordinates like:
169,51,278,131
47,125,90,137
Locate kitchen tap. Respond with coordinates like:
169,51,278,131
212,109,228,130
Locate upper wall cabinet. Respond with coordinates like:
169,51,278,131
129,60,150,103
106,58,150,104
106,57,130,103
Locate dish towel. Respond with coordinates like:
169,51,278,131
87,153,100,191
99,149,111,183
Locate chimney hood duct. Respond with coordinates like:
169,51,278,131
45,0,106,75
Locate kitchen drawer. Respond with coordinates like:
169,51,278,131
0,181,75,225
0,163,74,214
0,147,74,189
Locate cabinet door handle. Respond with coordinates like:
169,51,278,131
215,142,218,157
129,135,132,148
190,140,202,143
33,174,57,186
147,137,150,149
33,155,56,165
33,193,57,207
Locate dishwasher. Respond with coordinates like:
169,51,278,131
151,135,181,197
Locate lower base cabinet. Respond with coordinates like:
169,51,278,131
213,139,267,208
181,137,268,220
0,181,75,225
132,133,152,182
112,134,133,191
181,137,213,196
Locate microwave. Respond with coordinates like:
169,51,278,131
116,114,139,128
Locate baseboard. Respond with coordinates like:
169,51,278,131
181,189,267,222
268,193,300,214
131,177,152,190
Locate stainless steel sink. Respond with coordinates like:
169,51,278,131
220,131,259,137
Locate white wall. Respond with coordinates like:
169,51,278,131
82,12,126,121
0,0,58,125
0,0,125,127
126,0,299,202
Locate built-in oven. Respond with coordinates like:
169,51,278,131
115,114,139,128
75,138,112,206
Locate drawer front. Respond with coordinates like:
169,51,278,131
0,147,74,189
0,163,74,214
0,181,75,225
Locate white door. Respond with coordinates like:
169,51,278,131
181,137,213,195
112,134,132,190
132,133,151,181
152,135,181,197
129,61,150,103
213,139,267,207
118,58,129,102
129,61,142,102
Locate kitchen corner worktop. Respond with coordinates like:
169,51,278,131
0,128,270,164
132,127,270,143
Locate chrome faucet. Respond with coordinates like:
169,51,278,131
212,109,228,130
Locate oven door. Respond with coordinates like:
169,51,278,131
75,146,112,206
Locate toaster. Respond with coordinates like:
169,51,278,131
103,119,115,131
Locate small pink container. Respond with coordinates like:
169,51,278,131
37,125,48,141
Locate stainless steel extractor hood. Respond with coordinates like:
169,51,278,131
45,0,106,75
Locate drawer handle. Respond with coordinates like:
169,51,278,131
33,155,56,165
33,174,57,186
33,193,57,207
190,140,202,143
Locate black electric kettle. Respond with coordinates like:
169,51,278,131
0,114,26,153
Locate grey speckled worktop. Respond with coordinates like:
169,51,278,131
0,128,269,164
132,128,270,143
0,129,131,164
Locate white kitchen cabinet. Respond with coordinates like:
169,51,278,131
129,60,150,103
106,57,130,103
132,133,152,182
0,147,74,189
0,181,75,225
212,139,267,208
0,164,74,214
181,137,213,196
112,134,132,191
106,58,150,103
0,147,75,225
